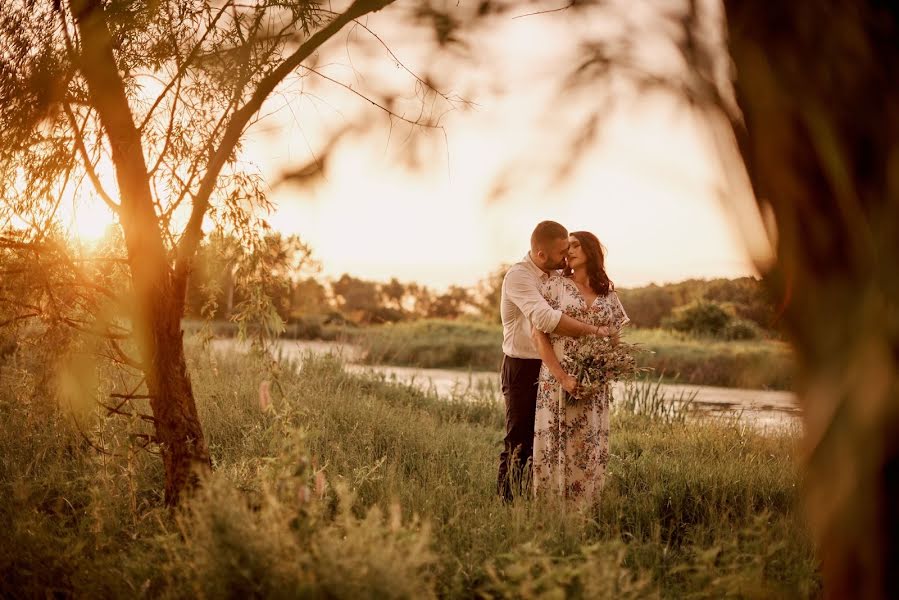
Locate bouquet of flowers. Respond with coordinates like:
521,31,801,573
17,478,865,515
560,335,642,405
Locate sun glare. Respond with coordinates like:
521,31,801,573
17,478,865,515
70,198,116,244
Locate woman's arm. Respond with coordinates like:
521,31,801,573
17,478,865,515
532,327,578,394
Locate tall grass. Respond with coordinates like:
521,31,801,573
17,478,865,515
625,328,794,390
355,319,504,370
0,343,818,597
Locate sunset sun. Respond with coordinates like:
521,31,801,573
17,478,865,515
69,197,116,243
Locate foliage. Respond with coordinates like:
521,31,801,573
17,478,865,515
617,277,777,335
472,263,509,324
615,284,677,329
185,230,320,324
663,300,735,338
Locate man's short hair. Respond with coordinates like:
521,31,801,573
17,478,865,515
530,221,568,250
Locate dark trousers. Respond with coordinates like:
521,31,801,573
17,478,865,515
497,355,543,501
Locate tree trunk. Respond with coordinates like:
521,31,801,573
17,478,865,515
723,2,899,597
146,286,211,506
72,0,211,505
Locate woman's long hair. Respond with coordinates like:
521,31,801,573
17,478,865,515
563,231,613,296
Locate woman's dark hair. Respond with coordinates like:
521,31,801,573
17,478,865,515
564,231,613,296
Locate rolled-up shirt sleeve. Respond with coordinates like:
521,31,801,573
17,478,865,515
505,267,562,333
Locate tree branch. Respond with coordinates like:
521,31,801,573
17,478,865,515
59,316,131,340
109,338,144,370
0,312,42,328
174,0,396,288
63,102,120,212
301,64,450,129
99,401,157,423
147,75,182,178
137,0,233,133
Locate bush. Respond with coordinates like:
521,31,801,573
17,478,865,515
723,318,762,341
663,300,733,338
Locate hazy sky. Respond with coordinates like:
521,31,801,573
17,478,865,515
252,5,764,291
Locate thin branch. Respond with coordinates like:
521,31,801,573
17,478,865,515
99,401,157,423
345,18,474,108
137,0,234,132
62,103,120,212
129,433,161,454
148,75,183,177
110,393,153,400
60,316,131,340
71,415,118,456
110,375,148,402
301,65,448,129
512,3,575,19
0,312,42,328
109,338,144,370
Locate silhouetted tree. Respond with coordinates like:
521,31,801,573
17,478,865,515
331,274,383,323
427,284,475,319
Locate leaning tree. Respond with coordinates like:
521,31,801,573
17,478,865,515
0,0,457,505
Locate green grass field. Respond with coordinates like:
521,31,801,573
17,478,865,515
0,344,818,598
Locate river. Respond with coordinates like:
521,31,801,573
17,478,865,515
211,339,802,432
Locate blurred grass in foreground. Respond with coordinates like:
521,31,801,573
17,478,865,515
0,343,817,597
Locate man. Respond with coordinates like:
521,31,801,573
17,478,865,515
497,220,612,501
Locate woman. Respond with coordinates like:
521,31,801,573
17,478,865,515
532,231,629,502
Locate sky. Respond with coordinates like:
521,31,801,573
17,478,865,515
63,1,771,292
252,5,768,292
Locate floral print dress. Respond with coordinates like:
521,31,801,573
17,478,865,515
532,275,629,502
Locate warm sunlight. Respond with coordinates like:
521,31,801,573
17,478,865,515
67,196,117,244
4,0,892,595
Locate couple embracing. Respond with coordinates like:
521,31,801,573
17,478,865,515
497,220,629,503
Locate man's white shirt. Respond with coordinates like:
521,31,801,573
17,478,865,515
500,253,563,359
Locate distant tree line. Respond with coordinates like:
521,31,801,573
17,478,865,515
184,234,778,339
183,234,506,325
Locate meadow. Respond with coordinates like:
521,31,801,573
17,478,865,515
0,342,818,598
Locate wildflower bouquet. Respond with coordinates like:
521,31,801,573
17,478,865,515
561,335,642,405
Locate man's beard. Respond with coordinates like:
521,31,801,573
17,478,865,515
550,257,568,271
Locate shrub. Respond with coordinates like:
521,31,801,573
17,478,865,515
723,318,762,341
663,300,733,338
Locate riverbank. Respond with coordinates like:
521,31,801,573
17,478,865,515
217,338,801,430
195,318,794,391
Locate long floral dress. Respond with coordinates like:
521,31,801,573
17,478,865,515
532,275,630,502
